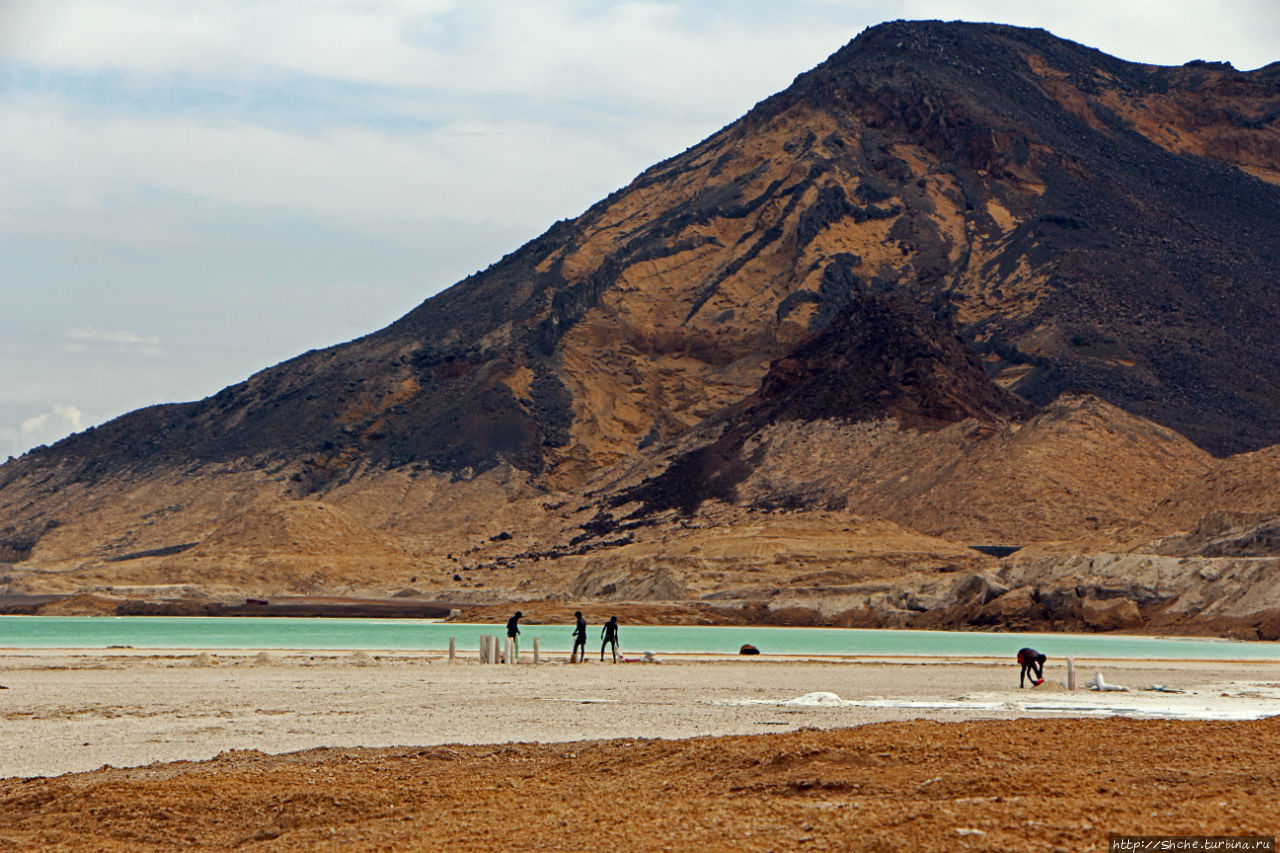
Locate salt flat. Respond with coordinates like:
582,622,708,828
1,650,1275,779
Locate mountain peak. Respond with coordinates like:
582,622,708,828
836,19,1124,69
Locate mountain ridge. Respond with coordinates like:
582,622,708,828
3,20,1280,636
12,19,1280,485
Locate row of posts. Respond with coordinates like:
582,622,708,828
450,635,539,664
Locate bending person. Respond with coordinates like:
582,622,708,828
1017,647,1046,687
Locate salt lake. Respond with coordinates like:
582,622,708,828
2,616,1278,660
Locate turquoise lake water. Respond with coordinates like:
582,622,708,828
1,616,1278,659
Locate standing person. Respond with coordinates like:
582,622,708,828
571,611,588,663
1017,647,1046,687
600,615,619,663
506,611,522,662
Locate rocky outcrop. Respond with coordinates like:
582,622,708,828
569,563,690,601
1079,596,1142,631
1147,511,1280,558
993,552,1280,639
731,552,1280,639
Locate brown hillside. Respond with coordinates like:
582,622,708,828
1,719,1276,851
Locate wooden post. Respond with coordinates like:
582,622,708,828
448,636,456,661
1067,656,1076,691
480,634,497,664
533,637,540,664
505,637,515,665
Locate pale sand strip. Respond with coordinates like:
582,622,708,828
0,650,1275,779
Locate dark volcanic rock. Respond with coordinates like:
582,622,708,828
616,295,1033,516
754,295,1035,429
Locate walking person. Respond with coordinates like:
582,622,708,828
1017,647,1046,687
600,615,619,663
571,611,588,663
506,611,522,662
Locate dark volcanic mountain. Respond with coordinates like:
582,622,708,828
11,21,1280,483
3,21,1280,636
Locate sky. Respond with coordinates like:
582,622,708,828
2,0,1277,459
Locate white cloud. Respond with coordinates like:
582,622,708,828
25,404,82,434
68,326,150,344
67,326,160,347
3,0,455,81
4,403,84,457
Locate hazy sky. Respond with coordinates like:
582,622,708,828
3,0,1277,459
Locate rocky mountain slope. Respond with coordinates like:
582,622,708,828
3,21,1280,637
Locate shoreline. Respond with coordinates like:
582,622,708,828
2,647,1278,665
4,594,1277,642
1,650,1275,780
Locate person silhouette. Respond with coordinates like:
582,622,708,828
571,611,587,663
600,615,619,663
506,611,522,662
1017,647,1046,687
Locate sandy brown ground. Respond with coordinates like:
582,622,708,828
0,653,1276,851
